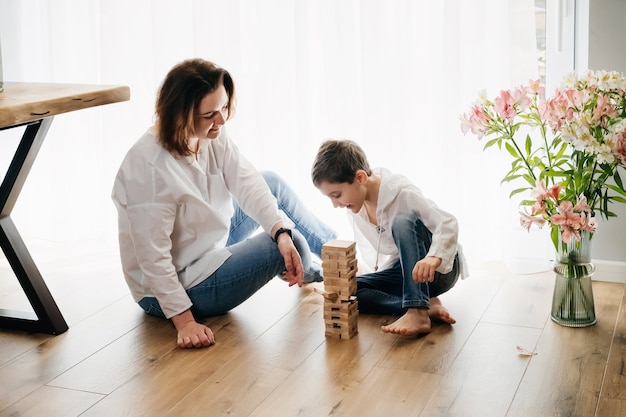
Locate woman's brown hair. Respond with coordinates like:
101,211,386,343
155,58,236,156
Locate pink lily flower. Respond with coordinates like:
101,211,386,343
531,200,546,216
564,89,586,110
494,90,517,123
512,87,532,112
615,131,626,164
573,195,591,212
580,212,597,233
526,79,545,95
593,93,619,124
520,210,546,231
530,180,548,200
559,225,580,243
460,105,490,139
547,184,562,201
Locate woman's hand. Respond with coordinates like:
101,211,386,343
276,233,304,287
171,310,215,349
412,256,442,283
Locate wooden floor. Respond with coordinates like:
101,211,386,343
1,239,625,417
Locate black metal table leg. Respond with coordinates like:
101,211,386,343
0,118,69,334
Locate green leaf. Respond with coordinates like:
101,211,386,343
483,138,499,150
505,142,519,158
509,188,529,197
550,226,559,251
606,183,626,196
614,171,624,189
501,176,522,184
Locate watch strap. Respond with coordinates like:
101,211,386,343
273,227,293,243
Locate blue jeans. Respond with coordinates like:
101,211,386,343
227,171,336,257
356,214,459,315
139,171,336,318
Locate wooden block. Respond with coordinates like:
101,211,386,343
320,283,358,339
323,281,357,300
321,247,356,259
323,269,357,281
321,257,357,268
324,311,359,324
324,297,358,310
312,287,338,302
322,245,356,256
322,239,356,253
322,260,357,278
324,300,358,322
322,250,356,263
324,316,358,329
324,321,358,339
323,276,356,289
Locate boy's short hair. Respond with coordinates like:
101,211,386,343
311,139,372,186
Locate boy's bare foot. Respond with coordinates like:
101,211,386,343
429,297,456,324
381,308,431,337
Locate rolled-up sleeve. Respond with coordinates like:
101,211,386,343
216,135,287,234
401,190,459,274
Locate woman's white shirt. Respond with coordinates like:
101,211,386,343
111,127,288,318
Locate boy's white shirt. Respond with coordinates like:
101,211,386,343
111,127,291,318
349,168,468,278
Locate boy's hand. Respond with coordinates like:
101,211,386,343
412,256,442,283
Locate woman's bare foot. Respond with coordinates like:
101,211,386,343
381,308,431,337
429,297,456,324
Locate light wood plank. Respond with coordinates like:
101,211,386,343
0,82,130,127
419,323,542,417
0,330,49,367
77,281,319,416
0,385,103,417
506,281,623,417
77,319,247,417
47,315,177,395
161,345,293,417
161,289,332,416
481,270,554,328
377,264,507,375
334,366,442,417
596,398,626,417
0,296,144,408
247,314,424,417
598,292,626,400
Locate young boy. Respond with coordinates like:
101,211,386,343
311,139,466,336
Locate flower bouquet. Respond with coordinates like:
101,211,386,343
460,70,626,326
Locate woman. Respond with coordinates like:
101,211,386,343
112,58,335,349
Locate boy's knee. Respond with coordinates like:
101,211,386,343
391,214,417,232
391,214,429,244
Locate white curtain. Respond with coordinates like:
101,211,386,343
0,0,546,271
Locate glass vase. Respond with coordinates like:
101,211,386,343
551,230,596,327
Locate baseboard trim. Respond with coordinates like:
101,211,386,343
593,259,626,283
503,256,626,283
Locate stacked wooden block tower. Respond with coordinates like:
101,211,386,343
321,239,358,339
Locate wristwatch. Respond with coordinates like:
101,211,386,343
273,227,293,243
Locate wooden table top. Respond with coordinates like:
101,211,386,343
0,82,130,128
